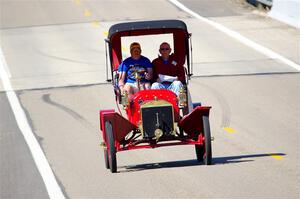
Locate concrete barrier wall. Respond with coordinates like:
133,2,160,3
268,0,300,28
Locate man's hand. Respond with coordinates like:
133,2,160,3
156,77,162,83
145,72,151,80
145,68,153,80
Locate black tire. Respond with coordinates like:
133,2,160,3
104,149,109,169
203,116,212,165
105,121,117,173
195,144,204,162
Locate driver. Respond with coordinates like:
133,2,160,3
118,42,153,98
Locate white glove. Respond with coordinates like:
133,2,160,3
158,74,177,82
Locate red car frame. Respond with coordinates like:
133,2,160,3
100,20,212,173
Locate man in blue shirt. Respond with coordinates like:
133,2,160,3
118,42,153,98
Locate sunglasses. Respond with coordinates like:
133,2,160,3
160,48,170,51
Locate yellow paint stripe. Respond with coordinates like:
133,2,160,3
223,127,236,133
74,0,81,5
270,154,284,160
92,21,100,27
103,31,108,37
84,10,92,17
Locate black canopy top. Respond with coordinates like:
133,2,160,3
108,19,188,39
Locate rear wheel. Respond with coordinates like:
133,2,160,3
195,144,204,162
105,121,117,173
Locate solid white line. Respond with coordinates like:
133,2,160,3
0,48,12,79
168,0,300,71
0,47,65,199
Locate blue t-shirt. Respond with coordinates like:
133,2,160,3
118,56,152,83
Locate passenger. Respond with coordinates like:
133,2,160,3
118,42,153,98
151,42,185,95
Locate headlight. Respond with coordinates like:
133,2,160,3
178,87,187,108
121,91,129,109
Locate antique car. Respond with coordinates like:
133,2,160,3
100,19,212,173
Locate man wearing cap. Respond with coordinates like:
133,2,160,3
118,42,153,98
151,42,185,96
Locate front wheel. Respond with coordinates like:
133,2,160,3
105,121,117,173
104,149,109,169
203,116,212,165
195,116,212,165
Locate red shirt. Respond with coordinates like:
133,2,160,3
152,55,186,84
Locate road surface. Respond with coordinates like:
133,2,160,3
1,0,299,198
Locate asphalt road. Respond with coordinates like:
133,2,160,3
0,0,299,199
0,93,49,199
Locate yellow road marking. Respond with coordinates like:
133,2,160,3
74,0,81,5
103,31,108,37
223,127,236,133
92,21,100,27
270,154,284,160
84,10,92,17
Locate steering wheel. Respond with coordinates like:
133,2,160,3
133,67,146,80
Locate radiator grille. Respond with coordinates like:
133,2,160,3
141,102,174,138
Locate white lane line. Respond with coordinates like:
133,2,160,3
0,48,11,79
169,0,300,71
0,47,65,199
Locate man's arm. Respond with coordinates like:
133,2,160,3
175,64,186,84
118,72,126,91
